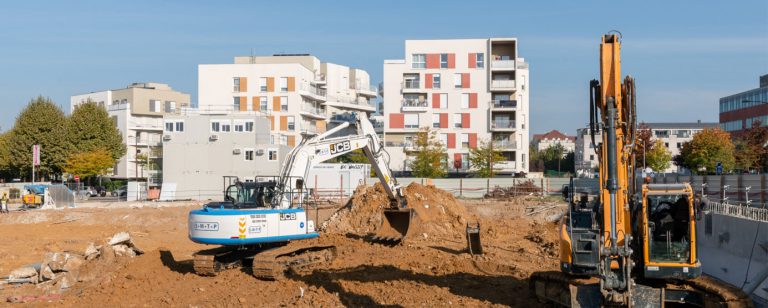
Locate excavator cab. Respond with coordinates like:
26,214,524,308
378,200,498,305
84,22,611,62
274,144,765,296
640,183,701,279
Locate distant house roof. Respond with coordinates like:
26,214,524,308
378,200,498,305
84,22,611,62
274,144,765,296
533,130,576,142
641,122,719,130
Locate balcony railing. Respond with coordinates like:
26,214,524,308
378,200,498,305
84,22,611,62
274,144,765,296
491,100,517,109
402,80,421,89
402,99,428,108
300,84,327,97
491,80,516,88
492,140,517,149
493,161,517,170
491,60,516,69
355,83,377,93
491,120,516,129
301,104,325,116
328,95,373,107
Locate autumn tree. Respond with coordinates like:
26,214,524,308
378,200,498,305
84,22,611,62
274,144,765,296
679,128,735,174
646,140,672,172
64,149,114,179
6,97,70,180
468,139,505,177
67,100,126,161
409,129,447,178
633,123,654,159
734,120,768,172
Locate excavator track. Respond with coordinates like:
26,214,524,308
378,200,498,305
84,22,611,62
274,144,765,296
530,271,755,307
192,246,257,277
252,245,337,280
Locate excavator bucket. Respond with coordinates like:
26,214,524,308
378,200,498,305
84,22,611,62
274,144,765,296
372,208,416,243
466,222,483,255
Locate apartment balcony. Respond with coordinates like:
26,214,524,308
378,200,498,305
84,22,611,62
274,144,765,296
401,99,429,112
385,141,419,152
491,60,516,71
490,79,516,91
299,84,327,101
355,83,378,97
490,120,516,131
325,95,376,112
311,73,326,85
490,100,517,111
299,104,326,120
401,80,423,93
492,140,517,150
108,102,130,112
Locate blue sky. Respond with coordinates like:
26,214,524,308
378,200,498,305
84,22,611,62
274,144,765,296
0,0,766,135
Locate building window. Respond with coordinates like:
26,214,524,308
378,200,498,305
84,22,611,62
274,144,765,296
412,54,426,69
461,153,469,169
404,114,419,129
165,101,176,113
233,77,241,92
461,93,469,109
461,133,469,149
589,154,594,161
165,122,174,132
260,97,268,111
211,121,221,133
221,120,231,132
270,135,275,144
149,100,160,112
244,149,254,161
475,53,484,68
281,96,288,111
432,74,441,89
676,142,681,149
287,116,295,131
433,115,441,128
454,74,462,88
439,93,448,109
245,121,254,132
664,142,669,148
175,121,184,132
259,77,268,92
654,130,669,138
234,120,245,132
453,114,462,128
279,77,288,92
233,97,240,110
440,53,448,68
404,135,414,147
279,135,287,145
268,149,278,161
439,133,448,146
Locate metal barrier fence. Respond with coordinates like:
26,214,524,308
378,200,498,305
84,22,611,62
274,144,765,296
703,198,768,222
47,184,75,208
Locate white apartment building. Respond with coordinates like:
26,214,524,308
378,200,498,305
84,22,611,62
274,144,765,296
198,54,377,148
574,122,719,177
70,82,191,186
532,130,575,153
382,38,530,175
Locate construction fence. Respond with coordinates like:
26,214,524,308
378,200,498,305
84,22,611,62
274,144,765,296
647,173,768,208
364,177,600,199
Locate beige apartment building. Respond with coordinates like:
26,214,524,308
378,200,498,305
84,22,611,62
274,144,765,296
198,54,377,147
382,38,530,175
70,82,191,185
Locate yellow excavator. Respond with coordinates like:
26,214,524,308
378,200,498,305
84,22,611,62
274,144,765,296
530,33,753,307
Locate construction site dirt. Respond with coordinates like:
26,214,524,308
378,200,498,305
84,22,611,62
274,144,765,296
0,184,565,307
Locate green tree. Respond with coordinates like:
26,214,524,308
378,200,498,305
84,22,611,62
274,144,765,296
0,131,11,180
468,139,505,177
646,140,672,172
679,128,735,174
64,149,115,178
409,128,446,178
542,143,566,172
68,101,126,161
7,97,70,180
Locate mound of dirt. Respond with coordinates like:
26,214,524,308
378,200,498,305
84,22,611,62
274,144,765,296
323,183,470,240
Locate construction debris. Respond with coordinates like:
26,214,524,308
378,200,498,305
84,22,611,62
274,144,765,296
484,180,543,199
3,231,143,293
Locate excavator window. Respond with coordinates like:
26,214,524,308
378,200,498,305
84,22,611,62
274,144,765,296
646,194,691,263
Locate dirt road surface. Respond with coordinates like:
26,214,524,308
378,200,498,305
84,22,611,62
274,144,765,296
0,185,563,307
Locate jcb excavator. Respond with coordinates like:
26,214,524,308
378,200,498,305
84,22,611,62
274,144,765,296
188,113,415,279
530,33,753,307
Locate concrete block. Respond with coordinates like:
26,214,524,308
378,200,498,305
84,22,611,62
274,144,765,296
9,266,38,279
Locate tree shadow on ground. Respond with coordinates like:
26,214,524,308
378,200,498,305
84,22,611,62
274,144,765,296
289,264,533,307
159,249,195,274
428,245,466,255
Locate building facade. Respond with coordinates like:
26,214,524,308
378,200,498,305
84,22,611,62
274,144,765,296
532,130,575,153
161,113,290,200
720,74,768,137
198,54,377,148
574,122,718,176
70,82,191,185
382,38,530,175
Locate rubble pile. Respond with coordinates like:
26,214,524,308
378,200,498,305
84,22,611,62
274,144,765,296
484,180,543,199
3,232,143,297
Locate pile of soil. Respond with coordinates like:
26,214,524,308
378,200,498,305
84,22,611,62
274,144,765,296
323,183,470,240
